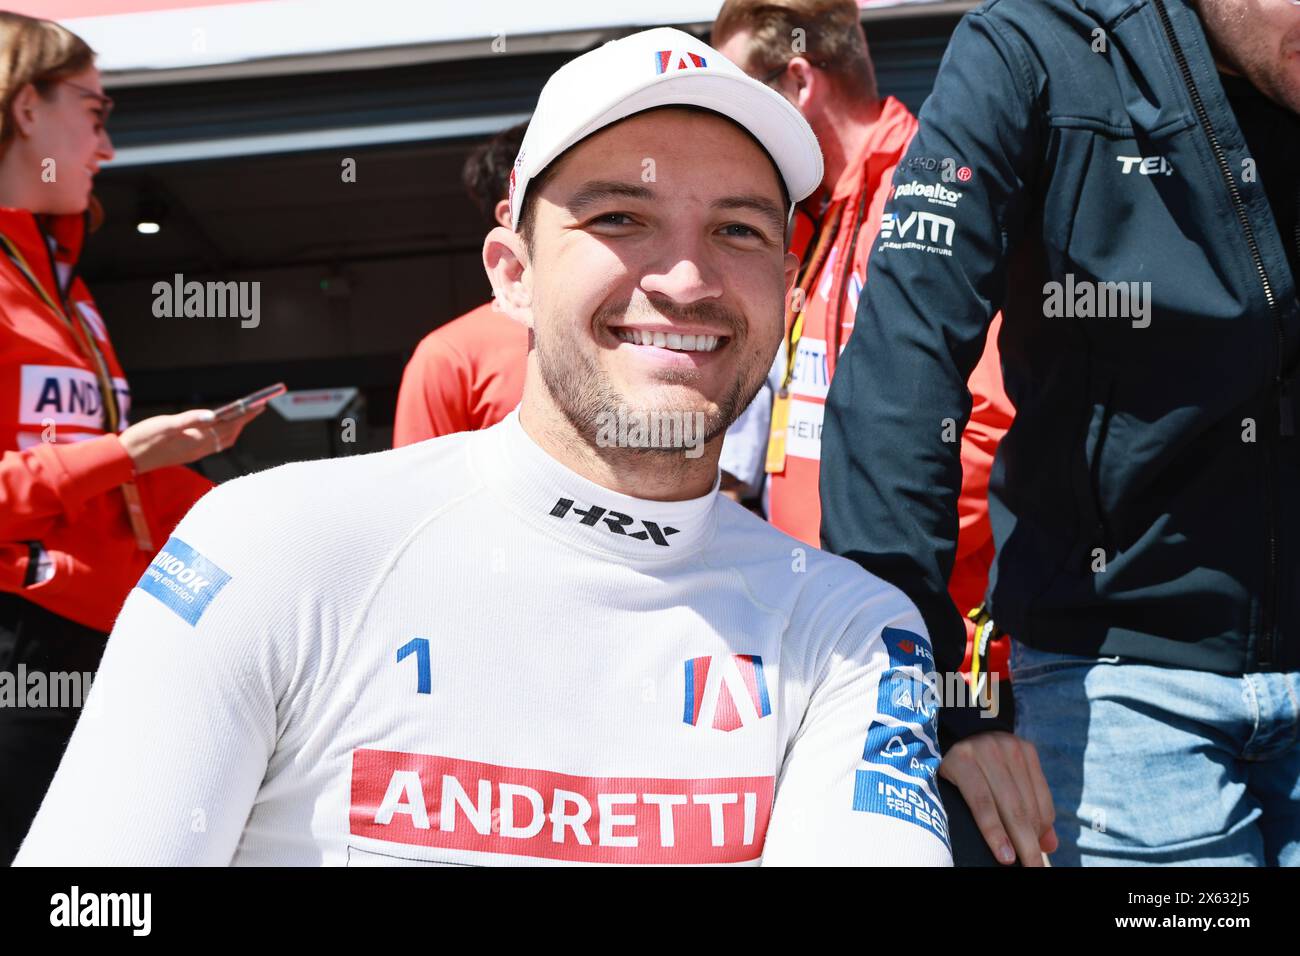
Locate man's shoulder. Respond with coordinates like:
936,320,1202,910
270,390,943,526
712,498,920,624
710,502,930,684
179,432,482,561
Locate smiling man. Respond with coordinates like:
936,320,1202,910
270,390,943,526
16,28,951,866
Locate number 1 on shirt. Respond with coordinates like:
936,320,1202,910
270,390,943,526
397,638,432,694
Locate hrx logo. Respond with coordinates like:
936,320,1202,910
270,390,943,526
683,654,772,732
549,497,679,546
654,49,707,73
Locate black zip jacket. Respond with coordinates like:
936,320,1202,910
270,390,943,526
820,0,1300,747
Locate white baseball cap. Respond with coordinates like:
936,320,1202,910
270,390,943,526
507,26,823,231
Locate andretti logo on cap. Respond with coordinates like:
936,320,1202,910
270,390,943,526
654,49,707,73
135,536,231,626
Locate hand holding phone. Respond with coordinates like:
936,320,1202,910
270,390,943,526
121,387,282,475
212,382,287,422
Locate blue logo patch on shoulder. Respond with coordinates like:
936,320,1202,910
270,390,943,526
135,536,231,626
862,719,940,784
877,669,939,725
881,626,935,674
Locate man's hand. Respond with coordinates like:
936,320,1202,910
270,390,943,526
119,406,264,475
940,731,1059,866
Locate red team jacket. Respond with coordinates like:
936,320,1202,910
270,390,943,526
0,208,211,633
768,97,1014,677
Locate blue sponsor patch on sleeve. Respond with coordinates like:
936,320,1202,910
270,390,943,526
876,668,939,726
135,536,231,626
853,769,950,849
862,719,940,785
880,626,935,674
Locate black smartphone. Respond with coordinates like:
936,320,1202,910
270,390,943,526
212,382,287,422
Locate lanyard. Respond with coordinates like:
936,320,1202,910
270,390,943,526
766,188,868,476
827,187,871,380
0,229,153,551
0,232,120,430
779,197,846,397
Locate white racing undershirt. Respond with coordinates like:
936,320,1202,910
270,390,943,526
16,410,951,866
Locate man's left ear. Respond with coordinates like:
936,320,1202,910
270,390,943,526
482,226,534,328
783,250,799,296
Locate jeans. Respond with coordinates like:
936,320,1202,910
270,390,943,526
1010,638,1300,866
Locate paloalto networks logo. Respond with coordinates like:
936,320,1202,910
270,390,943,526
891,180,964,208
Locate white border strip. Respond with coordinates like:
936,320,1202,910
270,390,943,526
105,112,532,167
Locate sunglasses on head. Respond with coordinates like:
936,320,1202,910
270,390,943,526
758,58,831,87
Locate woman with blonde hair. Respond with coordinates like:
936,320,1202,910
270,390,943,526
0,11,262,862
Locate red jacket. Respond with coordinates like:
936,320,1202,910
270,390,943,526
0,208,211,633
393,302,528,446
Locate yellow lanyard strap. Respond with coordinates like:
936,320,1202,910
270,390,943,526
766,199,847,476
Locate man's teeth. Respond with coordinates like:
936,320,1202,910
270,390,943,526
614,329,721,352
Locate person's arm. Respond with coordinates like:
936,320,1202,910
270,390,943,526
393,333,473,446
762,577,951,865
0,435,136,541
1,406,261,541
819,11,1055,865
13,481,288,865
822,9,1039,740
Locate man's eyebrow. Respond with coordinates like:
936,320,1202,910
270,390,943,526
713,195,787,237
565,181,656,215
565,181,787,235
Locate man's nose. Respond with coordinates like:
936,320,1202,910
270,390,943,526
640,235,724,304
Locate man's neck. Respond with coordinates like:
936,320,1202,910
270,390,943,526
517,386,723,503
815,96,884,197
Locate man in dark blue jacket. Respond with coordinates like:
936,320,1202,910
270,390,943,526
822,0,1300,865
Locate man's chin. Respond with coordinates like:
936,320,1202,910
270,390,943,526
606,385,722,420
586,396,724,459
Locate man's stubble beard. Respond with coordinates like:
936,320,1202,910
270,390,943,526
532,299,772,467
